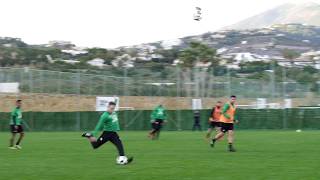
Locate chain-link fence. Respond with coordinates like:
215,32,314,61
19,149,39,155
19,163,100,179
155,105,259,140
0,67,319,99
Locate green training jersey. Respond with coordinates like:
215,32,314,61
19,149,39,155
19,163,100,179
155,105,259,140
92,111,120,136
151,106,167,122
221,103,238,121
10,107,23,125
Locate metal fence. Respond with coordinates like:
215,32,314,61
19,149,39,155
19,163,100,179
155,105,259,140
0,67,319,102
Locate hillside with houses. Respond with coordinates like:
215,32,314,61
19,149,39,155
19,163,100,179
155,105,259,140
2,23,320,70
117,23,320,70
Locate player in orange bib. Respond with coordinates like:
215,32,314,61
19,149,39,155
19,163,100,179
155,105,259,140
210,95,238,152
205,101,222,140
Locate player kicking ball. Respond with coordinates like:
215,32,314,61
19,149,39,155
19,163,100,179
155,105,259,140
82,102,133,165
210,95,238,152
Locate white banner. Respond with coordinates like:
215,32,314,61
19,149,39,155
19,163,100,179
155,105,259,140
257,98,267,109
96,97,120,111
192,99,202,110
0,83,19,93
284,99,292,109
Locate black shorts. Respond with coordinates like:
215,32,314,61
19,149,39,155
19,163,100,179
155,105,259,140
151,119,164,131
220,123,234,133
93,131,121,149
209,121,221,128
10,125,24,133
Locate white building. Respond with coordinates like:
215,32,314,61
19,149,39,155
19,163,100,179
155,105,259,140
195,61,212,68
62,49,88,56
241,41,248,45
234,53,259,63
151,54,164,59
217,48,228,54
172,59,183,66
61,60,80,64
226,64,240,70
87,58,106,68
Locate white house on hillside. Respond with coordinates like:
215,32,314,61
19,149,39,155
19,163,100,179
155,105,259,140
233,53,271,63
87,58,106,68
61,60,80,64
62,49,88,56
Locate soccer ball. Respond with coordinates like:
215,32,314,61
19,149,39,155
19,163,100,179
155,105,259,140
116,156,128,165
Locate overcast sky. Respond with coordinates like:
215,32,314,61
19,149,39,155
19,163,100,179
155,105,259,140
0,0,319,48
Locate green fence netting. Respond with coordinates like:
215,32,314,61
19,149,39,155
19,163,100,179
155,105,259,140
0,109,319,131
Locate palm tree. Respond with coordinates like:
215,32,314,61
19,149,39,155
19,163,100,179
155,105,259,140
178,42,219,97
282,49,300,67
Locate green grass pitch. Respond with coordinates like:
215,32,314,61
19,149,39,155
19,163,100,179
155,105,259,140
0,131,319,180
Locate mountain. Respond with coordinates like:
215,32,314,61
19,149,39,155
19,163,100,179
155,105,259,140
226,2,320,30
151,24,320,56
